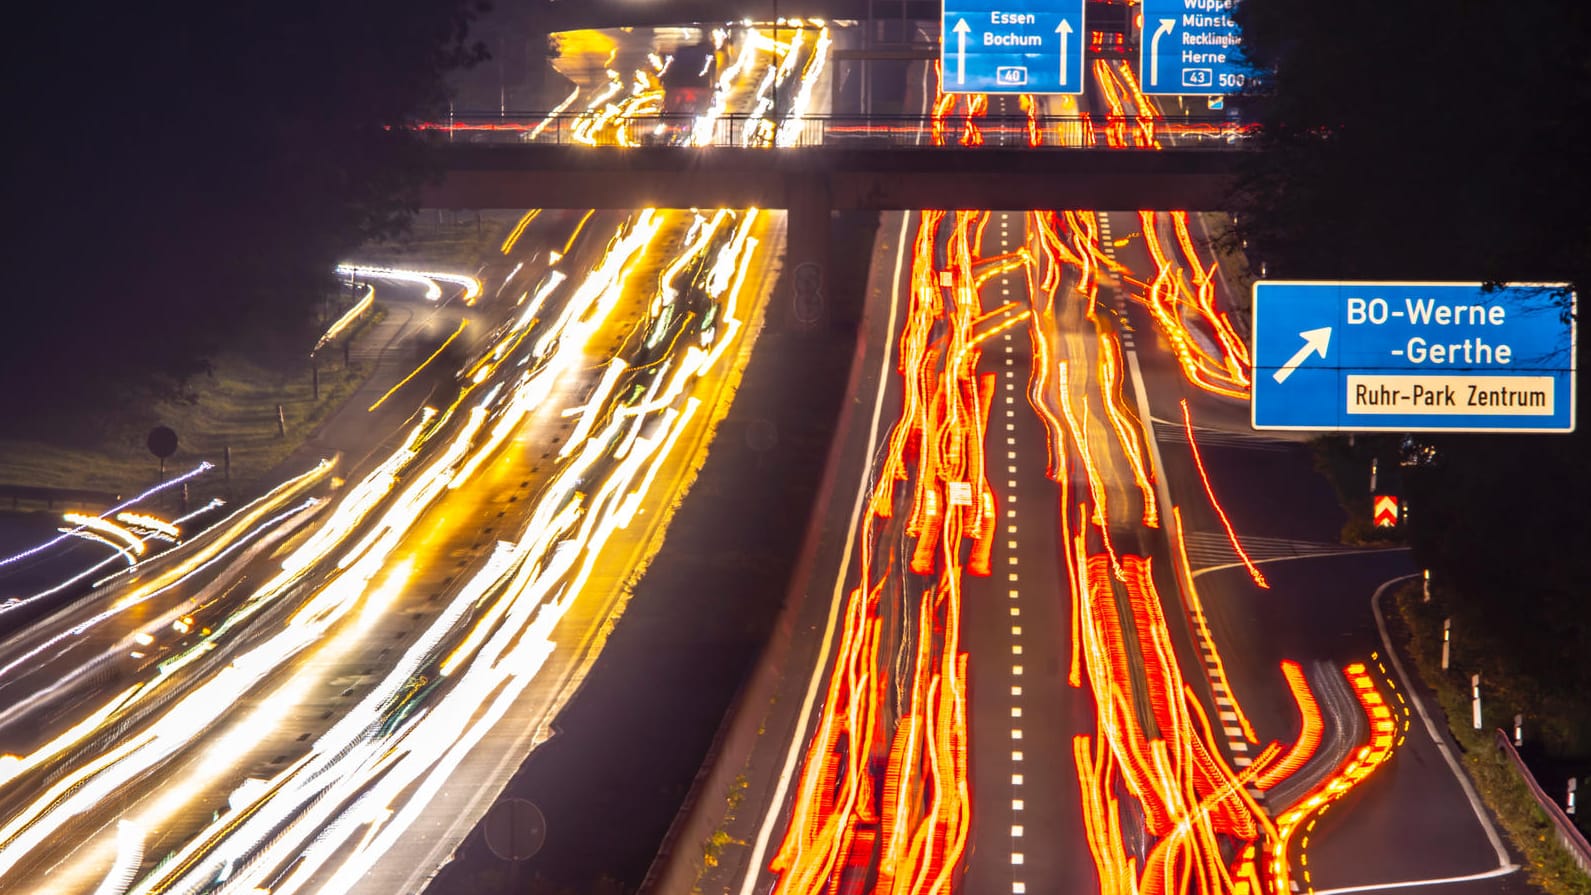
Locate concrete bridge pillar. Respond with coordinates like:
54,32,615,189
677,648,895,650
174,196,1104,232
783,173,832,330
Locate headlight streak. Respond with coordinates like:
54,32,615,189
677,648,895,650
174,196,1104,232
333,264,481,306
61,512,146,557
0,462,213,572
113,513,180,541
57,529,140,567
316,283,375,352
0,201,769,894
500,209,542,255
0,465,330,696
90,819,143,895
154,210,753,890
527,85,582,141
366,318,470,413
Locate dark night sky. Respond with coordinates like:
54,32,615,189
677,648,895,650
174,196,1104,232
0,0,485,430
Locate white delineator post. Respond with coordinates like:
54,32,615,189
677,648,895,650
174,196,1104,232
1471,673,1483,730
1442,617,1452,670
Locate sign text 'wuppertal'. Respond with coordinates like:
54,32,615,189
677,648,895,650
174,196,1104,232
1140,0,1246,95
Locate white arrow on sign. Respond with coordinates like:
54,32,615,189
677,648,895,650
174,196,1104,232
1056,20,1073,86
1272,326,1332,385
952,18,971,86
1149,18,1175,86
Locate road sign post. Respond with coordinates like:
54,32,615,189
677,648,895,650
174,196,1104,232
1252,281,1577,433
942,0,1085,94
1139,0,1246,95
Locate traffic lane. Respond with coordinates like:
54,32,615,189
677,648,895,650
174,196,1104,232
0,206,673,889
0,496,327,756
962,313,1099,895
7,358,593,893
1183,555,1519,889
964,208,1094,894
699,211,914,895
1098,207,1519,886
356,208,787,894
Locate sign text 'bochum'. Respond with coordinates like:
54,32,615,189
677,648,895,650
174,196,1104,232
1252,281,1577,433
942,0,1085,94
1140,0,1245,95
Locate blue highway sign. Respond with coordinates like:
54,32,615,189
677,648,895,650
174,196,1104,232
942,0,1085,94
1139,0,1246,95
1251,281,1577,433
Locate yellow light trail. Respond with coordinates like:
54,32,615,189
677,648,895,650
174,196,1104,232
367,319,469,413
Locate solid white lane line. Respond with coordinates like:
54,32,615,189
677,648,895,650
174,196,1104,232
1310,866,1518,895
738,211,912,895
1371,574,1513,870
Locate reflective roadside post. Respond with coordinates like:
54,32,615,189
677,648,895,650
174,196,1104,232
1422,568,1431,603
1569,778,1578,815
1514,713,1523,747
1442,618,1452,670
1471,673,1483,730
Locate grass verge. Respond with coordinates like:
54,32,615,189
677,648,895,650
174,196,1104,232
1396,583,1591,895
352,209,524,272
0,306,384,508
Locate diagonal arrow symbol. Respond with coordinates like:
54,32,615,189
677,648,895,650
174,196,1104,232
1272,326,1332,384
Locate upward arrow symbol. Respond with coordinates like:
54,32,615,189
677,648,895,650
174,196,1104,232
952,19,971,86
1056,20,1073,86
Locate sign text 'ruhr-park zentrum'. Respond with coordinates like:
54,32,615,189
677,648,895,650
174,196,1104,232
1251,281,1577,433
1139,0,1245,95
942,0,1085,94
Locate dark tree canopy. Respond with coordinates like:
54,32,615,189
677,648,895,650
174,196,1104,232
0,0,487,430
1233,0,1591,744
1232,0,1591,289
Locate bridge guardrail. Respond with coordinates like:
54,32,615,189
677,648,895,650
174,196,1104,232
412,112,1254,150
